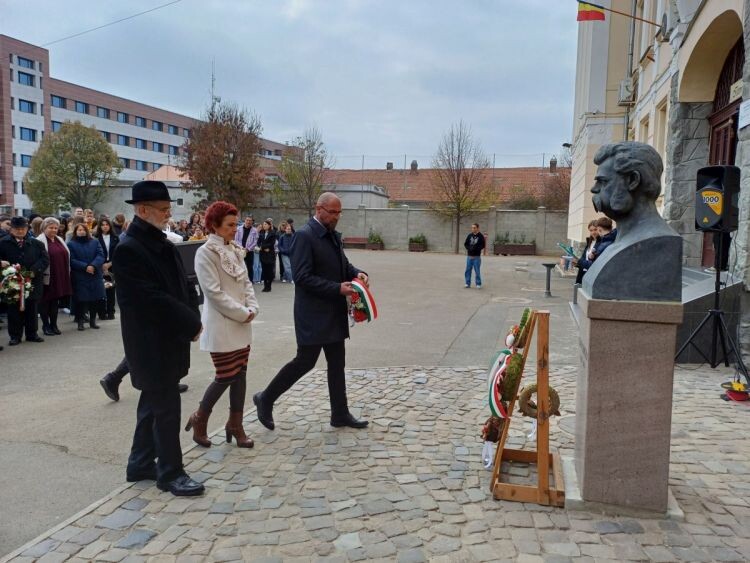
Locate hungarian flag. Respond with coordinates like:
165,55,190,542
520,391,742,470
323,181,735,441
577,1,606,21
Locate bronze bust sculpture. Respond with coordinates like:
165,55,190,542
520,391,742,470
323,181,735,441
582,142,682,301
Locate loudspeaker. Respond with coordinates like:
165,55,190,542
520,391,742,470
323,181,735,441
695,165,740,232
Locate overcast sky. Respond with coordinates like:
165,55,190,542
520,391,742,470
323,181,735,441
2,0,578,169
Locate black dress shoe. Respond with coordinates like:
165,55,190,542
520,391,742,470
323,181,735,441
253,392,275,430
178,383,189,393
126,468,157,482
51,326,62,335
43,327,56,336
107,313,116,320
331,413,369,429
157,474,205,497
8,338,20,346
26,335,44,343
100,374,120,402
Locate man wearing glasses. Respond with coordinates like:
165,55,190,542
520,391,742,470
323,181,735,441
254,192,370,430
115,181,204,496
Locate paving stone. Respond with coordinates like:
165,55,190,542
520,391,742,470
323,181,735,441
212,547,243,561
505,511,534,527
115,529,158,549
542,543,580,557
97,509,144,530
426,536,461,555
21,539,61,558
97,548,131,562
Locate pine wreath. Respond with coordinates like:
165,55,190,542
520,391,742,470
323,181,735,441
501,353,524,401
515,308,532,348
518,383,561,418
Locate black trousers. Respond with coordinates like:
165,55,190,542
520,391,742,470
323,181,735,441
100,285,116,317
263,341,348,417
39,299,59,330
127,385,184,484
110,356,130,384
244,253,254,277
278,253,285,280
7,298,39,340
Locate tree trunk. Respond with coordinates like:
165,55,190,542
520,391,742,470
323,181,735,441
454,214,461,254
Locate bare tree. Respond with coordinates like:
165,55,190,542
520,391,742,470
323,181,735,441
272,126,333,217
431,121,492,253
179,101,264,210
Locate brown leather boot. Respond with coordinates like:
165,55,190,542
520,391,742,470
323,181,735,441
225,411,254,448
185,408,211,447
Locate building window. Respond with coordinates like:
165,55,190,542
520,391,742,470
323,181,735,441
9,68,12,82
18,99,35,113
97,106,110,119
52,121,62,132
153,142,162,153
39,77,43,89
135,138,147,149
168,124,178,135
119,158,130,169
117,135,129,146
13,181,18,194
176,198,184,206
168,145,179,156
153,163,162,171
75,101,88,114
11,126,15,138
51,95,66,108
20,155,32,167
152,121,162,132
19,127,36,142
183,128,190,137
17,56,34,69
117,112,128,124
136,160,148,171
18,71,34,86
12,153,16,166
100,131,111,142
135,116,146,127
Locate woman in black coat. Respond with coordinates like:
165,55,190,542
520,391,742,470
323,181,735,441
257,220,277,293
574,220,599,285
67,223,105,331
96,218,120,320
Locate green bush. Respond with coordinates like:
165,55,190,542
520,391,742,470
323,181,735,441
408,233,427,244
368,229,384,244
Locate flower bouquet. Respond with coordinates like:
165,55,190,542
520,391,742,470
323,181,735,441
0,264,33,310
347,278,378,326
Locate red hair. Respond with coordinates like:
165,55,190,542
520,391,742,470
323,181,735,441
204,201,239,233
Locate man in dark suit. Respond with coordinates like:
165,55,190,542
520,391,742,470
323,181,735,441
0,216,49,345
254,192,370,430
115,181,204,496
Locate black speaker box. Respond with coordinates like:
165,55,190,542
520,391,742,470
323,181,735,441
695,165,740,232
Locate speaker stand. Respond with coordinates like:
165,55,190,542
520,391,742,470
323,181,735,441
675,233,749,386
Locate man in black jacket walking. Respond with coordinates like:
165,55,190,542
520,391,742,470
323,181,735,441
253,193,369,430
0,216,49,345
115,181,204,496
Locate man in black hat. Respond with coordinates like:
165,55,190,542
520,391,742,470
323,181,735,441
0,216,49,345
115,181,204,496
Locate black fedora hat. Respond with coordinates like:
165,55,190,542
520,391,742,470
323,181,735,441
10,216,28,228
125,181,175,204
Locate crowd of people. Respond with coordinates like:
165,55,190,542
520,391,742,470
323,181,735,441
0,207,297,351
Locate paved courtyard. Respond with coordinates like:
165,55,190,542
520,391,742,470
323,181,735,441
3,251,750,562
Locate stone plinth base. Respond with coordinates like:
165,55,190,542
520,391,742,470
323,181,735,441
575,290,683,514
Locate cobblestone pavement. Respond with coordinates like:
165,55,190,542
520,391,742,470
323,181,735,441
5,363,750,563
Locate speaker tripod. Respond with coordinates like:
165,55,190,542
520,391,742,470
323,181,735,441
675,233,750,386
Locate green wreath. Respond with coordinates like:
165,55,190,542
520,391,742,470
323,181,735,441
518,383,561,418
515,308,532,349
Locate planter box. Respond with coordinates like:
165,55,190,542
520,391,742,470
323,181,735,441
494,243,535,256
366,242,384,250
408,242,427,252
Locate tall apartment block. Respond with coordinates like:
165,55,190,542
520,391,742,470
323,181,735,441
0,35,286,215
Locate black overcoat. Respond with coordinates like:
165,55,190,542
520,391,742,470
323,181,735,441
290,218,362,346
114,216,201,391
0,236,49,301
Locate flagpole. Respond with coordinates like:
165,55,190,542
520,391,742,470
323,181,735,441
577,0,662,28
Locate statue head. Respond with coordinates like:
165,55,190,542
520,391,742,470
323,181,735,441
591,142,663,221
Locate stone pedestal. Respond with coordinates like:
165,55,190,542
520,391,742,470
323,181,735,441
575,290,683,513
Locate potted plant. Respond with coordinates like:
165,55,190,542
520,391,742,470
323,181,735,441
408,233,427,252
494,232,536,255
366,229,384,250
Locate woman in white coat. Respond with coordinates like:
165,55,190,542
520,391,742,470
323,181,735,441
186,201,259,449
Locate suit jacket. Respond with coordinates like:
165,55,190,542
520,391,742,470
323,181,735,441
97,233,120,263
291,218,362,346
0,236,49,301
114,216,201,391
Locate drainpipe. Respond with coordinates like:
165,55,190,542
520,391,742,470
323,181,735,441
623,0,637,140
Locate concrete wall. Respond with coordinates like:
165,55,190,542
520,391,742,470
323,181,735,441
249,205,567,254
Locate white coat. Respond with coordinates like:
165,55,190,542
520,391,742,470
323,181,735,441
195,234,259,353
